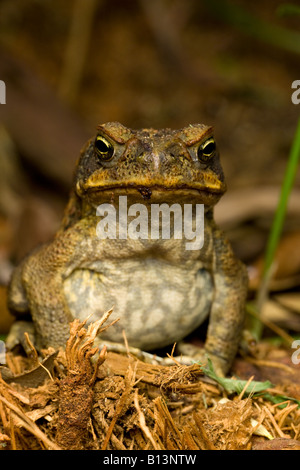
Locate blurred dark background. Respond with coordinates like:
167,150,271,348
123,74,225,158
0,0,300,334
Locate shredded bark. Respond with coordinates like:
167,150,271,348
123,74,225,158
55,314,109,449
1,317,300,450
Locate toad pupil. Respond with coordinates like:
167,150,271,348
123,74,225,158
197,138,216,162
95,137,114,160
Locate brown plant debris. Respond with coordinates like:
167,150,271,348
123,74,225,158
55,312,111,449
1,317,300,450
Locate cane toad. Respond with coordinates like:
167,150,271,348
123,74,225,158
7,122,248,375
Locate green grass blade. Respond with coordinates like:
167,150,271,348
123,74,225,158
200,358,300,408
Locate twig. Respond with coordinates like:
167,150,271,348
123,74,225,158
134,390,160,450
193,412,217,450
245,357,296,375
277,403,299,429
24,332,39,366
238,376,255,400
9,412,16,450
0,396,61,450
101,366,136,450
263,405,286,438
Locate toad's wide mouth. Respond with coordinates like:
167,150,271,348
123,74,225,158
76,182,226,206
77,180,227,197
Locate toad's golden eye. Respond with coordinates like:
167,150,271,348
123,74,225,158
197,138,216,163
95,136,114,161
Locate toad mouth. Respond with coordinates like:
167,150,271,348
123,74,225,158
79,181,226,196
78,183,226,207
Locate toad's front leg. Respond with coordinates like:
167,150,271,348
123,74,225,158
7,220,102,349
203,227,248,376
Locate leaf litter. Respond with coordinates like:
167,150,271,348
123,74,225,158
1,311,300,450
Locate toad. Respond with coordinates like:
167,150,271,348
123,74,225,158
7,122,248,375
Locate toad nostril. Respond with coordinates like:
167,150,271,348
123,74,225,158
135,141,152,161
166,141,192,162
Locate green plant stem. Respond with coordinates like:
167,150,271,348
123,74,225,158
252,116,300,340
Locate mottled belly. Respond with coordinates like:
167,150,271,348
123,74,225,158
63,259,213,350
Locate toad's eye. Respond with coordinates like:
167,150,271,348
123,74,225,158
197,138,216,163
95,136,114,161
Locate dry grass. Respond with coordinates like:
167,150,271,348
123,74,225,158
1,317,300,450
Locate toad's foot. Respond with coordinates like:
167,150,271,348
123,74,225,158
175,341,227,376
5,320,36,355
